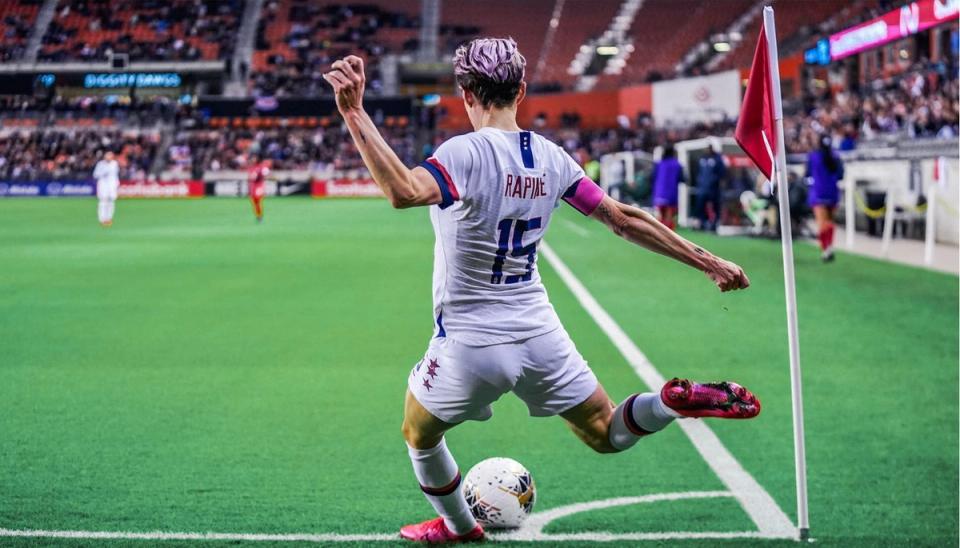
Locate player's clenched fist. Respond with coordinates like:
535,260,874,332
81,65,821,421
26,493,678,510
323,55,365,114
705,258,750,292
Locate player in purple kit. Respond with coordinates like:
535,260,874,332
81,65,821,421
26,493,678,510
806,135,845,262
323,38,759,544
651,144,684,230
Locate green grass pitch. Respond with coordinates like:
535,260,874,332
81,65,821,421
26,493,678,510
0,197,956,547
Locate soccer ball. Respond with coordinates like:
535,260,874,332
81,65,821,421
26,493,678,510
462,457,536,529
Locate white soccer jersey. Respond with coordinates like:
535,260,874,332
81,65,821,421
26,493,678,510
420,127,602,346
93,160,120,187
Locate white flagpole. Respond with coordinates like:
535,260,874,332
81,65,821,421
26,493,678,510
763,6,810,541
924,157,943,265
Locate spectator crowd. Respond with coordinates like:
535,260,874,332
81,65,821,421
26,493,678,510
250,2,413,98
0,10,34,62
0,129,159,180
786,61,959,153
250,2,482,98
0,55,955,182
39,0,240,62
168,124,417,176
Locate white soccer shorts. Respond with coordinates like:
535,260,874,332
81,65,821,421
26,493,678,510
97,182,118,200
408,326,598,423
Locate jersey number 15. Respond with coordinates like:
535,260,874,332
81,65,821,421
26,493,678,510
491,217,542,284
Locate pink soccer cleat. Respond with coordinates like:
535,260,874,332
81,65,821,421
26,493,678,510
661,378,761,419
399,517,484,544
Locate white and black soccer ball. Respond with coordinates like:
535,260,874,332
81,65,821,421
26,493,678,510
462,457,536,529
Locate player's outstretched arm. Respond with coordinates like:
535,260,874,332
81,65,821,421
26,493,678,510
590,195,750,292
323,56,441,209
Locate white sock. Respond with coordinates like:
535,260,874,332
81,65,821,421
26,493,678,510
98,200,107,223
608,393,680,451
407,439,476,535
105,200,115,222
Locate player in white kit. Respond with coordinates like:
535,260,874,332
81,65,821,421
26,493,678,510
324,38,759,544
93,151,120,227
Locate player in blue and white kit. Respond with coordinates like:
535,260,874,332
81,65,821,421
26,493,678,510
324,38,759,544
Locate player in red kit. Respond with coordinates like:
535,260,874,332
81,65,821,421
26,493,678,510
248,156,270,222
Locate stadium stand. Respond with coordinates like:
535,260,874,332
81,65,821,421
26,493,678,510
785,61,959,152
0,95,182,128
714,0,879,72
592,0,754,87
0,0,955,181
439,0,555,78
39,0,241,62
167,118,416,174
0,60,954,178
0,128,160,180
435,0,575,90
251,0,423,97
0,0,40,61
243,0,893,97
249,0,561,97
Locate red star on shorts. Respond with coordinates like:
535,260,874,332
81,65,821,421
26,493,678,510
422,378,433,391
426,358,440,379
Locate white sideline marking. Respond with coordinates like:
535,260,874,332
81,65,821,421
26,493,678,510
500,531,792,542
0,492,768,543
561,219,590,237
540,242,797,540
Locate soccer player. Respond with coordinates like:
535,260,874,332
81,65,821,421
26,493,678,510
651,144,684,230
93,151,120,227
694,142,727,232
248,155,270,222
806,135,844,262
323,39,757,544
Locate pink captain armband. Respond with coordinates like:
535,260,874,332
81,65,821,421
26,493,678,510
561,177,605,216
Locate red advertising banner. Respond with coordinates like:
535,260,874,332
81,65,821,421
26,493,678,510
311,178,384,198
829,0,959,60
119,180,205,198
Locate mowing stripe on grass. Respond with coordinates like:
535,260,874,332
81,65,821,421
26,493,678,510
540,242,797,540
561,219,590,237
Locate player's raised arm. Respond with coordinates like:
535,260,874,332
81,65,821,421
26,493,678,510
323,56,441,209
589,194,750,292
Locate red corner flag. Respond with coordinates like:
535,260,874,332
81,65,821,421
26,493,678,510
735,23,777,180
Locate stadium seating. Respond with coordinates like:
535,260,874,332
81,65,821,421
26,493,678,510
714,0,876,72
0,0,40,61
249,0,576,96
437,0,559,87
246,0,873,95
592,0,753,88
0,95,182,129
251,0,424,97
0,0,953,183
0,128,160,180
785,61,959,152
2,57,955,179
168,122,417,174
39,0,241,62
